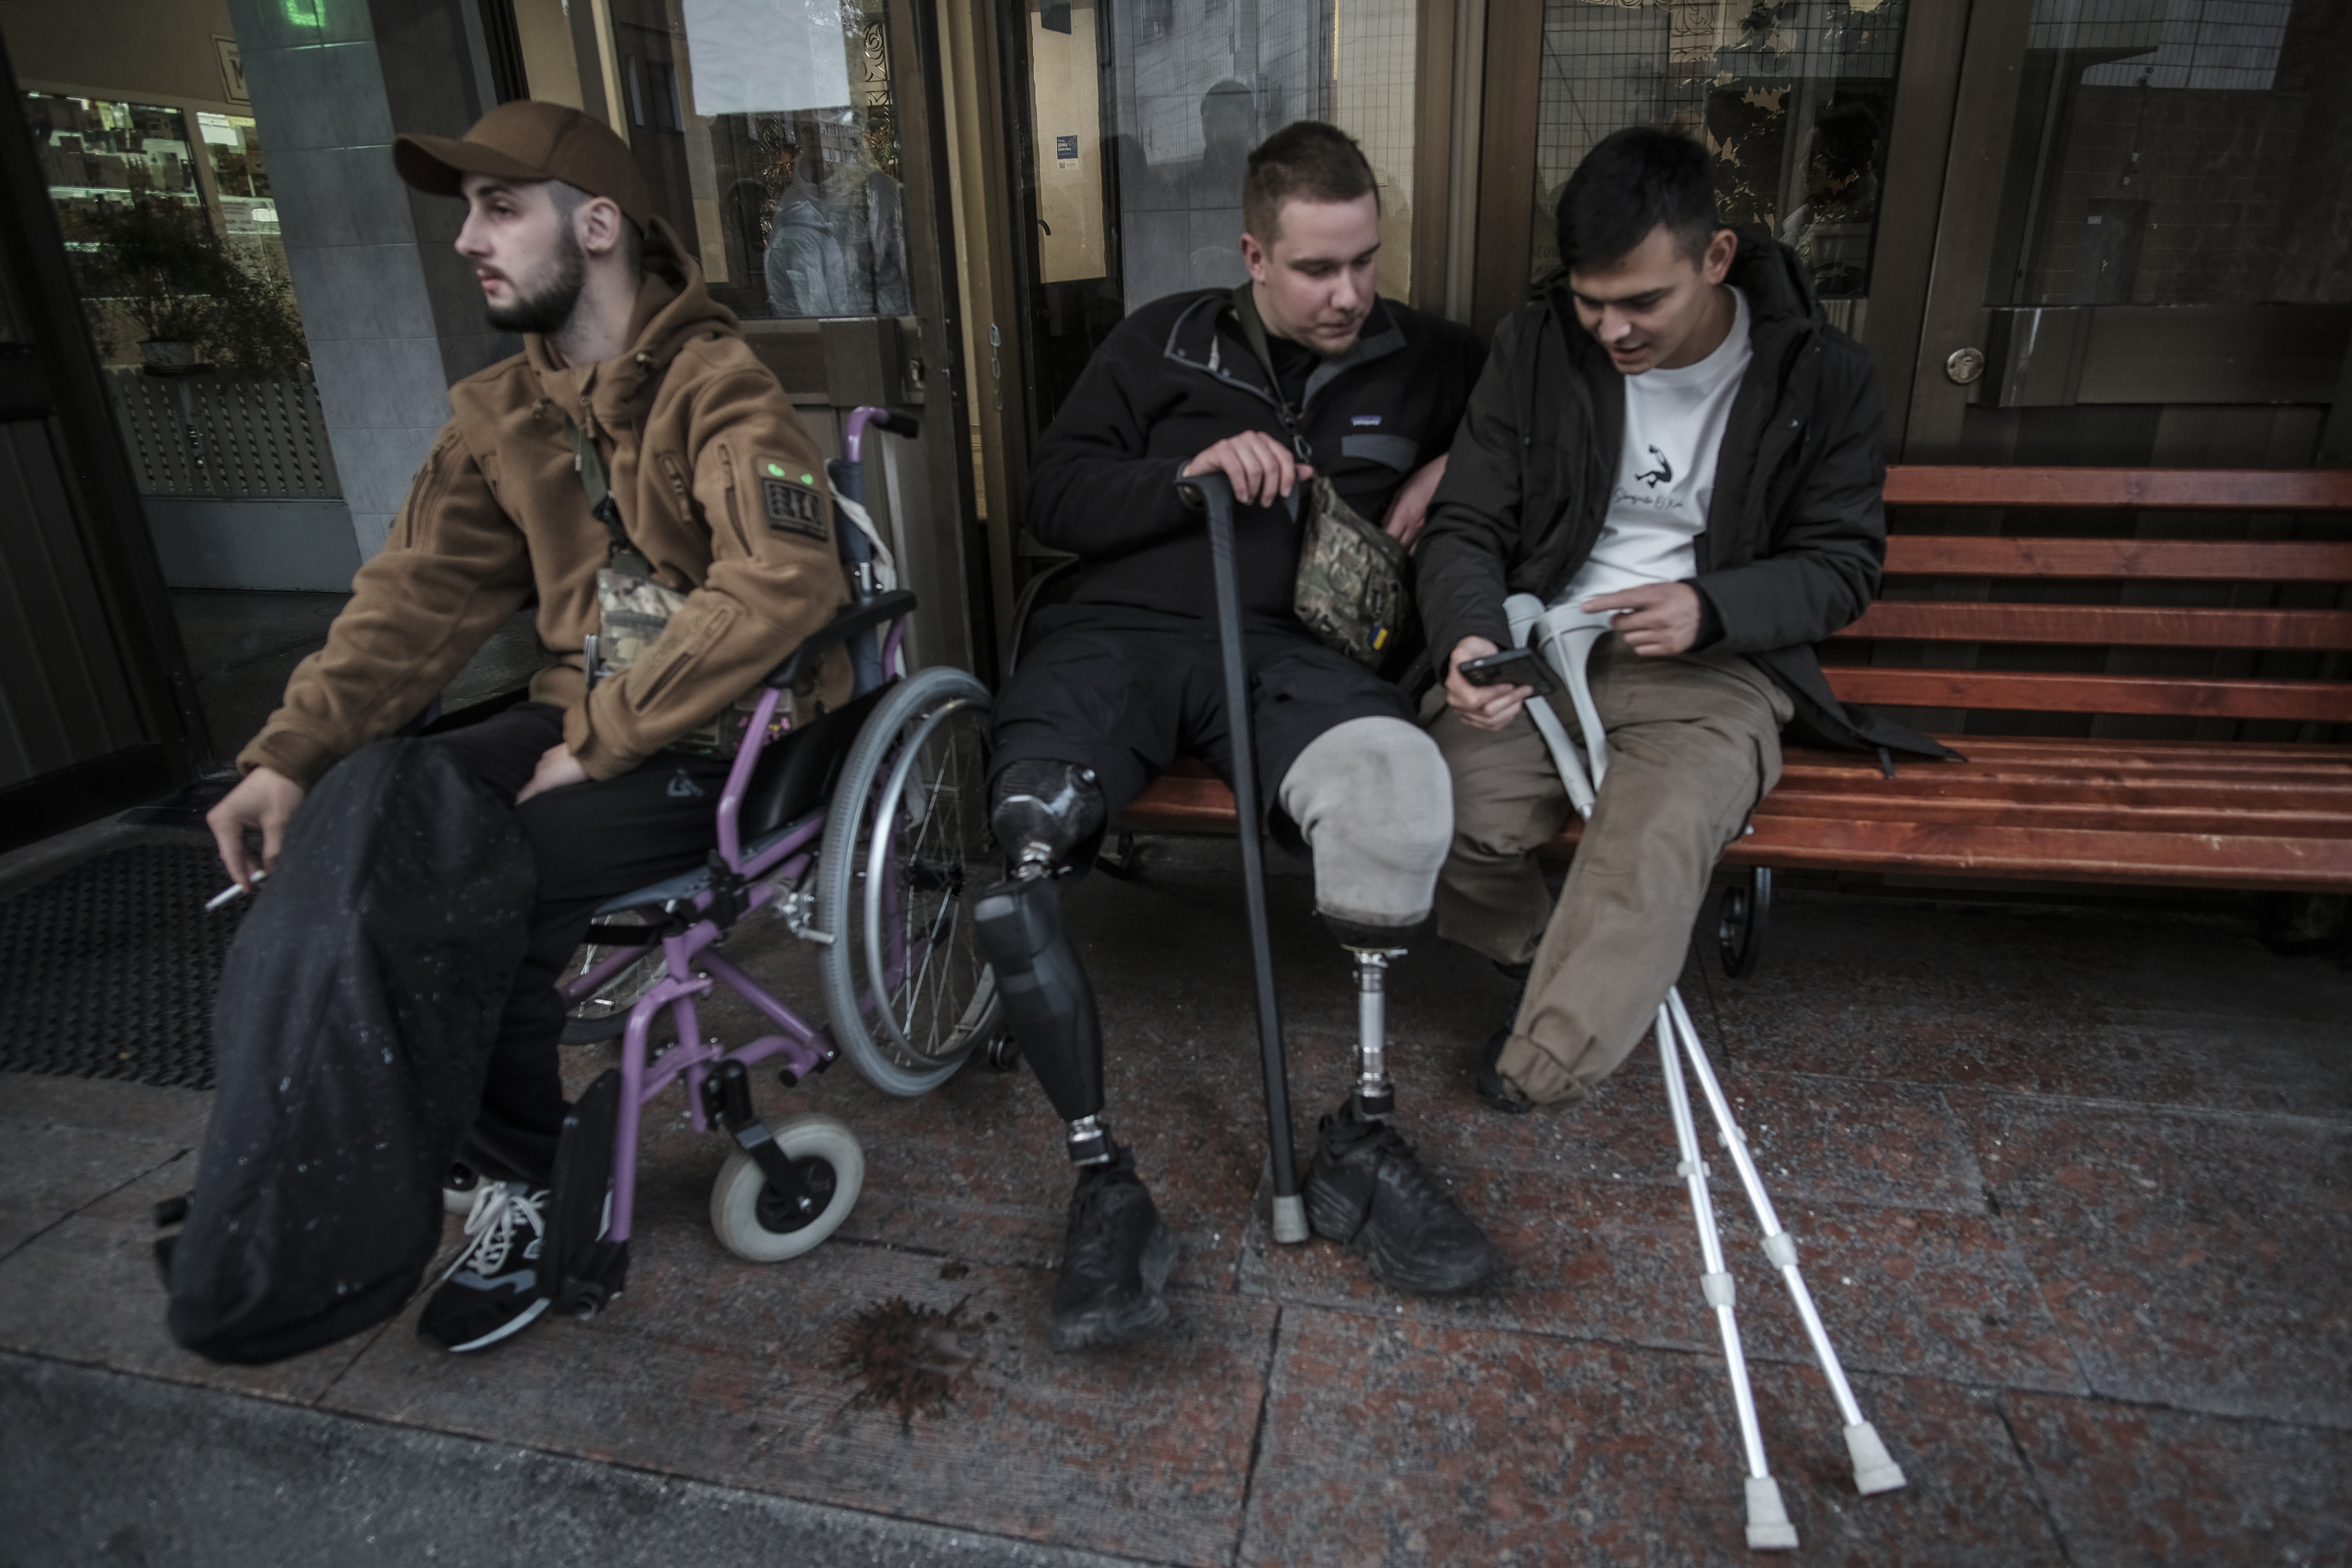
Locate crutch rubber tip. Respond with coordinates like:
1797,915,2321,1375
1844,1421,1908,1495
1743,1475,1799,1551
1271,1194,1310,1245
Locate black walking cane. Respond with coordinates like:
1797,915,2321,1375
1176,470,1308,1244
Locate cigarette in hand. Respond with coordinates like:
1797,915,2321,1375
205,869,267,911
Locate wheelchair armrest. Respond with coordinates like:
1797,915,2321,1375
764,589,918,689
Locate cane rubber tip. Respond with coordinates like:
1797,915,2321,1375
1743,1475,1799,1552
1271,1194,1309,1244
1844,1421,1908,1495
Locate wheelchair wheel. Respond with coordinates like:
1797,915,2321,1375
817,664,1001,1096
708,1114,864,1262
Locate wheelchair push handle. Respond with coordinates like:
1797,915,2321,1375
844,405,920,463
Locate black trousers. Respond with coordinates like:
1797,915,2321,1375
419,704,731,1184
990,602,1414,836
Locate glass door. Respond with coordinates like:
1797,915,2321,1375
998,0,1430,442
1525,0,1912,314
1903,0,2352,465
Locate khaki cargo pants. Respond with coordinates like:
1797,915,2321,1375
1426,636,1792,1107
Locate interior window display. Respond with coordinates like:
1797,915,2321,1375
625,0,911,321
1528,0,1911,306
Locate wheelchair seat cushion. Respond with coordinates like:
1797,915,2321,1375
591,681,893,918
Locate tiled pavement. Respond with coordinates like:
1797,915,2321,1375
2,847,2348,1566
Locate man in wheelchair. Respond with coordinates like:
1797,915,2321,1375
975,122,1498,1352
202,103,852,1354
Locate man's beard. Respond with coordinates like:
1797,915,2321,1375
484,225,587,335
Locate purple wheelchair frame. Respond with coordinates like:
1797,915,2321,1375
561,405,912,1246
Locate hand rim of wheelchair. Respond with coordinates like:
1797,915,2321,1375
708,1113,864,1262
818,664,1001,1096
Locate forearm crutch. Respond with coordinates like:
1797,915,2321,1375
1182,471,1308,1243
1502,594,1909,1549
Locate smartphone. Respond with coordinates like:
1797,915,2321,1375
1457,645,1558,695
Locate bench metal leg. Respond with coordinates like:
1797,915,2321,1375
1717,866,1772,979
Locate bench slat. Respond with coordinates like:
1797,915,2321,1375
1755,789,2352,838
1716,817,2352,889
1799,736,2352,774
1841,602,2352,650
1882,536,2352,581
1884,466,2352,512
1824,667,2352,722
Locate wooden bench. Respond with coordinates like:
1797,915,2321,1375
1109,465,2352,965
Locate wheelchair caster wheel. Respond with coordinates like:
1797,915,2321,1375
710,1114,864,1262
984,1032,1022,1073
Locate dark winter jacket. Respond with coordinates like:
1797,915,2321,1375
1027,289,1486,622
1415,237,1952,758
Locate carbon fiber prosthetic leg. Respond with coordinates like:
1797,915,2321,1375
972,761,1113,1164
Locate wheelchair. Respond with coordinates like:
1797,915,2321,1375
525,406,1001,1297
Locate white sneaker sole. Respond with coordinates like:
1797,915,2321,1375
442,1294,553,1354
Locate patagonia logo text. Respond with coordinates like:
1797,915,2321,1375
1351,414,1382,427
761,474,827,541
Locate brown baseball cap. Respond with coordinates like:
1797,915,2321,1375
394,100,651,228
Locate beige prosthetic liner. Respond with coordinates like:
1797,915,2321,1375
1278,716,1453,1116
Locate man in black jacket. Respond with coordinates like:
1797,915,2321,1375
975,122,1498,1353
1417,127,1949,1114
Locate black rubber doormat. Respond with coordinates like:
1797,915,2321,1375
0,844,241,1090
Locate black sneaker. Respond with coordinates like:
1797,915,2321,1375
1049,1145,1177,1352
1305,1102,1499,1295
419,1182,554,1353
1478,1025,1532,1114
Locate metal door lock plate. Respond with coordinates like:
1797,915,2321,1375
1945,346,1986,384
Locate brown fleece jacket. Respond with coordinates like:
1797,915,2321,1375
239,221,851,788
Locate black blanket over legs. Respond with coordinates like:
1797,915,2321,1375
167,739,535,1364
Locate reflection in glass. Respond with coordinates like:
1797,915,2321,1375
1102,0,1420,312
20,93,302,368
1528,0,1910,302
1987,0,2343,308
653,0,912,319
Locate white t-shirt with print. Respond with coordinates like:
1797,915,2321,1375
1558,287,1753,609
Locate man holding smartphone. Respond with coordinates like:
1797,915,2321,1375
1415,127,1946,1113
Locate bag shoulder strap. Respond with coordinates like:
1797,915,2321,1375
1228,284,1312,459
565,414,651,576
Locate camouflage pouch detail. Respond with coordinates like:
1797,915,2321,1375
592,567,777,759
1292,477,1411,670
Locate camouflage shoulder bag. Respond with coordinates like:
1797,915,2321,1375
1229,284,1412,670
570,417,776,758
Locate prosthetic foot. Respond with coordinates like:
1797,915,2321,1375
1305,1100,1499,1295
1303,921,1499,1295
1049,1139,1178,1352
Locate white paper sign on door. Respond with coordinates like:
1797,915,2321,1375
682,0,854,115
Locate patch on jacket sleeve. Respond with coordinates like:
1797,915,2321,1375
757,459,828,542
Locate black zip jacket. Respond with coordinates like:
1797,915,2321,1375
1027,289,1486,622
1415,238,1953,759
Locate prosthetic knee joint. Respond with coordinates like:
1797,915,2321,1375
1321,912,1432,1122
972,761,1116,1164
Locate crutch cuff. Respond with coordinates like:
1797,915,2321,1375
1843,1421,1908,1495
